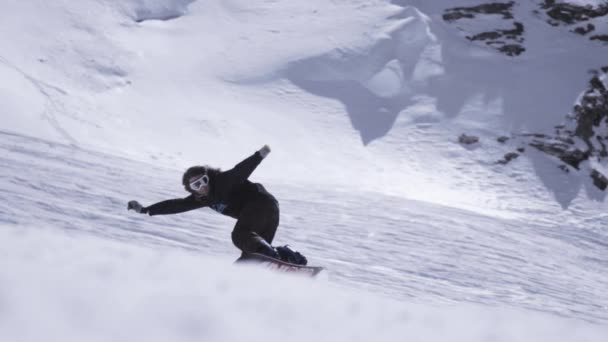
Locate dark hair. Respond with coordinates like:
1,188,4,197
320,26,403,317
182,165,220,192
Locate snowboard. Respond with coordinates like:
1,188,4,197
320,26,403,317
237,252,324,277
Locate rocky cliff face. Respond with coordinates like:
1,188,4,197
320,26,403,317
443,2,526,56
538,0,608,43
441,1,608,190
442,1,607,57
502,67,608,189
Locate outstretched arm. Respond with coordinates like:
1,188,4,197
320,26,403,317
128,195,206,216
223,145,271,185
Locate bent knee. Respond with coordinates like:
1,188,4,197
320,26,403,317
232,229,269,254
231,229,246,250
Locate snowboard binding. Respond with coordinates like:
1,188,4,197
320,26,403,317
248,240,308,266
275,245,307,266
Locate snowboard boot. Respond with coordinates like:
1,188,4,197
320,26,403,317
255,239,280,260
276,245,308,266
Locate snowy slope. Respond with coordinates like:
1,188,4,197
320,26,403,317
1,0,608,341
2,131,608,341
3,225,607,342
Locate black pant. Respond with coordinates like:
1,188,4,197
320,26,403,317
231,198,279,254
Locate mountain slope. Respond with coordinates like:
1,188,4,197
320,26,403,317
1,0,608,340
2,131,608,341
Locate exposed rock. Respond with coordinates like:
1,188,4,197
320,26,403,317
591,169,608,190
438,3,608,189
443,1,607,55
572,72,608,146
443,2,515,22
597,136,608,157
469,31,502,41
514,67,608,190
539,0,608,44
497,152,519,165
529,139,589,169
498,44,526,56
443,11,475,22
557,149,589,169
469,21,524,43
443,2,525,57
520,133,549,139
540,0,608,25
459,134,480,145
573,23,595,35
590,35,608,43
497,136,510,143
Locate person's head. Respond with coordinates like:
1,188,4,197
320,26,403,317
182,165,218,196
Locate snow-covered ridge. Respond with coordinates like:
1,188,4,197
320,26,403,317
284,6,440,145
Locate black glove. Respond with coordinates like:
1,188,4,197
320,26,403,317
258,144,271,159
127,200,147,214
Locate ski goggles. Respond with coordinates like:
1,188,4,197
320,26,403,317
189,174,209,191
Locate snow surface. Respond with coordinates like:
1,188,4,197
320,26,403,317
1,0,608,341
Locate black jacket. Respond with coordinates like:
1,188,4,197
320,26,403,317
145,151,275,219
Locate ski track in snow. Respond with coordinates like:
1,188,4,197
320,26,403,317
2,131,607,326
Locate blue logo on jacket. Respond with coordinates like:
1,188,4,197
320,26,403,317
210,203,228,214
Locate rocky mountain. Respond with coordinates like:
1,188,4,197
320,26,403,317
442,1,608,190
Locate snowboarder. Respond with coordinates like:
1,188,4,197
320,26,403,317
127,145,307,265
